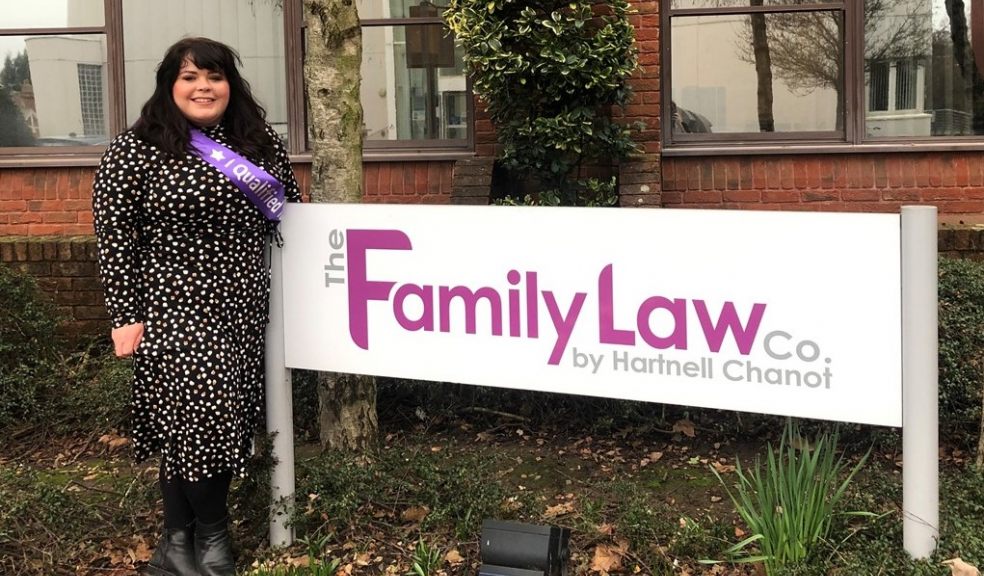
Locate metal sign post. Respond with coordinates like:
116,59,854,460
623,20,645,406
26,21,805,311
265,242,295,547
901,205,939,558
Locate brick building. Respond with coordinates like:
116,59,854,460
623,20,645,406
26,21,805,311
1,0,982,333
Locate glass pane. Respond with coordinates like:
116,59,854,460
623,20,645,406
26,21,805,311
0,34,110,147
670,0,838,9
0,0,105,28
356,0,450,20
361,24,468,141
671,12,843,134
864,0,984,137
122,0,287,141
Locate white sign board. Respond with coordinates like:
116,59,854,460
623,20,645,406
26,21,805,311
279,203,902,427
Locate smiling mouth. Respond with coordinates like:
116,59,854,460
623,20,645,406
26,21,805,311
192,98,215,104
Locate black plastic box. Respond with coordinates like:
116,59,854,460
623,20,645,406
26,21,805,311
479,520,570,576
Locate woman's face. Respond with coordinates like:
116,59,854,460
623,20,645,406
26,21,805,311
172,59,230,127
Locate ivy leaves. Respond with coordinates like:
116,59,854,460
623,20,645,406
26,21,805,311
445,0,640,205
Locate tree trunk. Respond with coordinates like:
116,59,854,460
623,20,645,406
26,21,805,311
304,0,378,451
750,0,775,132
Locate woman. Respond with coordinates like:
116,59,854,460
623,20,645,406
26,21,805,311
92,37,301,576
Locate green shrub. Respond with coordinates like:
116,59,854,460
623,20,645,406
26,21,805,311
0,263,61,428
296,446,508,540
0,262,133,434
445,0,640,205
938,257,984,453
710,420,871,575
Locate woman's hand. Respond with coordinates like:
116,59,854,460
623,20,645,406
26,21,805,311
111,323,145,358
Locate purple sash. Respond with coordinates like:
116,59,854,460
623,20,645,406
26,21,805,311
189,129,285,221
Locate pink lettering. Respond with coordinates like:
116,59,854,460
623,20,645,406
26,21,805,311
346,229,412,349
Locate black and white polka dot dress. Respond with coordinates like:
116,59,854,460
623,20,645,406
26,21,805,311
92,124,301,481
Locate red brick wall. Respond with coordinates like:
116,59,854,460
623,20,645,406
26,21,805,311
0,237,107,335
662,154,984,226
0,169,96,236
362,161,454,204
0,161,454,237
618,0,663,207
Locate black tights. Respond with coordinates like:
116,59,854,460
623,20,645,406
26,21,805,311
159,466,233,529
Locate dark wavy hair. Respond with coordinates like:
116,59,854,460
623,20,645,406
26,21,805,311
132,37,275,163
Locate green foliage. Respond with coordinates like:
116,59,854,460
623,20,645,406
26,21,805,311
446,0,640,205
709,420,871,574
494,177,620,207
0,51,31,90
0,461,158,576
0,264,60,428
50,342,132,434
0,263,132,434
248,557,342,576
408,539,443,576
938,257,984,453
0,86,34,147
297,446,509,540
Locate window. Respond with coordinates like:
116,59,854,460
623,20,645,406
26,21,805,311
0,0,110,150
302,0,472,151
664,0,984,147
121,0,288,142
0,0,472,160
77,63,106,136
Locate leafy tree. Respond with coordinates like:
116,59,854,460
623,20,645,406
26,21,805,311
0,50,33,146
446,0,640,206
0,87,33,146
0,51,31,91
734,0,930,131
304,0,378,450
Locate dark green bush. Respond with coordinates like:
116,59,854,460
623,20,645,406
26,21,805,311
0,263,61,428
446,0,640,205
51,345,132,434
1,263,130,434
938,257,984,453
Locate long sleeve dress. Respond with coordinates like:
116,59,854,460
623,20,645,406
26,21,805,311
92,124,302,481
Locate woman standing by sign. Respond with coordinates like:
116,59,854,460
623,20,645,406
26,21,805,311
92,37,301,576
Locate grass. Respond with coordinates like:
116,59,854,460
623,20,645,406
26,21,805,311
1,393,982,575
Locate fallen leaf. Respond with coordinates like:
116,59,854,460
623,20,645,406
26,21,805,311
446,549,464,564
355,552,371,566
544,501,575,518
591,540,628,574
288,555,311,567
596,523,614,536
98,433,131,452
501,497,522,512
400,505,429,523
131,538,152,563
710,495,723,503
672,419,696,438
734,526,746,538
712,461,736,474
943,558,981,576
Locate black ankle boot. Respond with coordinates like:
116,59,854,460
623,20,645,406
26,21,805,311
194,517,235,576
142,524,199,576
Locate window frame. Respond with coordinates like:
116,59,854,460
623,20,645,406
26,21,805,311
0,0,474,166
288,1,475,159
663,2,855,148
0,0,124,164
661,0,984,155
